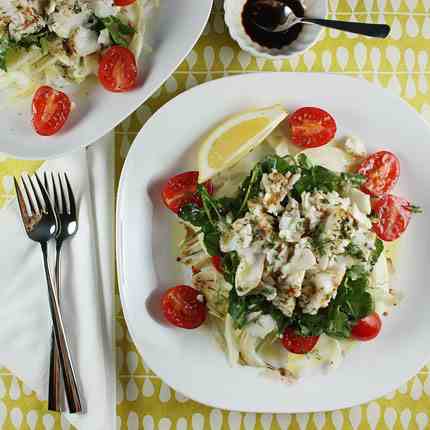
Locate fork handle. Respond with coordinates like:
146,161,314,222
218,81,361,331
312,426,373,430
48,242,63,411
41,242,82,413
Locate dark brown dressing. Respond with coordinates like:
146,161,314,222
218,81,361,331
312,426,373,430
242,0,305,49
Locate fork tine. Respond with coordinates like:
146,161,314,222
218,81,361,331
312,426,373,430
51,172,60,213
44,171,49,195
14,177,30,220
27,175,43,213
20,176,36,215
58,173,68,214
64,173,76,217
35,173,56,219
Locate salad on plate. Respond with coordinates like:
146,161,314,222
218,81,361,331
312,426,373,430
160,105,421,380
0,0,157,135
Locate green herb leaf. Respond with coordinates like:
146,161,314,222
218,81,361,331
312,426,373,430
270,308,290,334
198,184,222,226
405,204,423,214
296,153,313,170
324,306,350,338
228,288,248,329
340,172,366,188
202,230,221,256
293,158,365,199
347,264,367,281
100,16,135,47
179,203,207,226
369,238,384,267
178,202,221,256
17,30,49,49
221,251,240,287
0,37,11,71
227,286,289,333
293,312,325,337
260,155,299,175
345,242,365,260
235,164,263,218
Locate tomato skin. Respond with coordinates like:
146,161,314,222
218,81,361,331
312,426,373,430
162,285,207,329
32,86,71,136
98,46,137,92
282,327,320,354
351,312,382,341
114,0,135,5
372,194,412,241
357,151,400,197
288,107,337,148
162,171,214,214
211,256,223,273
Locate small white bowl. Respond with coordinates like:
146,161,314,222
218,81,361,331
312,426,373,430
224,0,328,59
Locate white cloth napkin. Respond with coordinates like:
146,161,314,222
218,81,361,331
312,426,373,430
0,136,116,430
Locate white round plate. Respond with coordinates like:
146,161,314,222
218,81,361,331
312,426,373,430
116,73,430,413
0,0,212,159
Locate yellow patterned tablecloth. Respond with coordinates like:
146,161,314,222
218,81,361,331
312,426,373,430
1,0,430,428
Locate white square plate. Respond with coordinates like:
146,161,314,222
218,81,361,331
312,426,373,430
116,73,430,413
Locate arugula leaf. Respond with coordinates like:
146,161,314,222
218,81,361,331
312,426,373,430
17,30,49,49
235,164,263,218
324,306,350,338
228,289,248,329
296,153,313,170
179,203,207,226
293,165,340,197
324,265,373,337
100,16,135,47
202,230,221,256
340,172,366,188
178,202,221,256
406,204,423,214
345,242,365,260
369,238,384,267
293,155,365,199
228,288,290,332
347,264,367,281
221,251,240,287
293,312,326,336
260,155,299,175
0,37,11,71
270,307,290,334
198,184,222,225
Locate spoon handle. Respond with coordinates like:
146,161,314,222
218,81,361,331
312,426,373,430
302,18,390,38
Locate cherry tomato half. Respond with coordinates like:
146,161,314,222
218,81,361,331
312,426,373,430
351,312,382,341
371,194,414,241
98,46,137,92
114,0,135,5
282,327,320,354
357,151,400,197
211,256,223,273
288,107,337,148
162,285,207,329
32,86,71,136
162,171,214,214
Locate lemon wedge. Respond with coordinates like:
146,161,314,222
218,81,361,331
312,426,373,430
198,104,288,183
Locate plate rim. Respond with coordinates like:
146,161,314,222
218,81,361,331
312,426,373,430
116,72,430,413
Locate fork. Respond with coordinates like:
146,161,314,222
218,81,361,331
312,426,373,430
14,174,82,413
44,173,79,412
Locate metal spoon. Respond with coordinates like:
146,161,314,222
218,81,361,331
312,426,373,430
253,2,390,38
